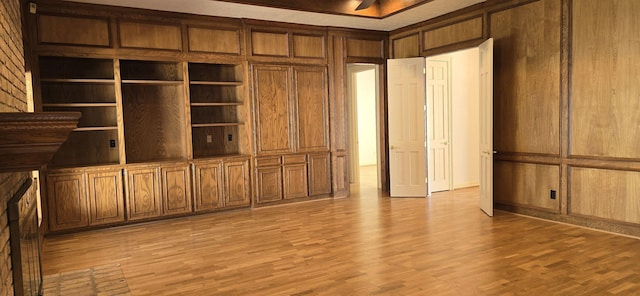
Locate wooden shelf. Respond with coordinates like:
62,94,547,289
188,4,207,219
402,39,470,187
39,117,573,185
40,78,115,84
191,102,243,107
74,126,118,132
43,103,117,107
192,123,244,128
121,80,183,85
190,81,242,86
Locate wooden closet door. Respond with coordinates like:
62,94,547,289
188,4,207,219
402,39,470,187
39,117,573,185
292,66,329,152
252,64,293,155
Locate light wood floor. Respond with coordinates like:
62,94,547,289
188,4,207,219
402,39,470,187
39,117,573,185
42,169,640,295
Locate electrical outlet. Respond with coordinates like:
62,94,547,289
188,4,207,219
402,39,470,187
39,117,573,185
206,135,212,143
227,134,232,141
109,139,116,148
550,190,556,200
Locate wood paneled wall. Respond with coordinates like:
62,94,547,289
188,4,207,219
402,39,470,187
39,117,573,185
390,0,640,236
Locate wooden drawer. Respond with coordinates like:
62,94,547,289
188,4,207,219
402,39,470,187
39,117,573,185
283,154,306,164
255,156,281,167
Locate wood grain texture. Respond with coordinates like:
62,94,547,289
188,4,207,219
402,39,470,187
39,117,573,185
570,0,640,159
42,187,640,295
49,130,120,168
570,167,640,224
333,153,348,195
308,152,331,196
187,27,241,55
283,163,308,199
37,14,110,47
292,34,325,59
122,84,187,163
392,33,420,59
118,21,182,51
256,166,283,203
125,167,161,220
252,64,293,155
423,17,483,50
87,169,125,225
192,160,223,212
346,38,384,59
293,66,330,152
251,31,289,57
46,173,89,231
490,0,561,155
161,165,192,215
223,158,250,207
494,161,560,212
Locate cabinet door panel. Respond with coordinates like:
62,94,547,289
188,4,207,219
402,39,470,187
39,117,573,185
284,163,308,199
309,153,331,196
293,66,329,152
126,168,161,220
256,167,283,203
47,173,89,231
193,161,223,212
161,165,192,215
87,170,125,225
252,65,293,154
224,159,250,207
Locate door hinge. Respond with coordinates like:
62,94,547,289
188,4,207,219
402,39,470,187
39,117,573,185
425,177,428,183
423,68,426,74
424,141,427,147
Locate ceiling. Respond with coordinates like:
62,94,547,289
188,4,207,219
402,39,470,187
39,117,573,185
66,0,486,31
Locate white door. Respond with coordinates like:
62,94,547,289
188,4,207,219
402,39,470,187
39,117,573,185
387,58,427,197
426,58,451,193
479,38,494,216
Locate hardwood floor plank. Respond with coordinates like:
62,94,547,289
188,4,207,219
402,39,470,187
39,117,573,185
42,182,640,295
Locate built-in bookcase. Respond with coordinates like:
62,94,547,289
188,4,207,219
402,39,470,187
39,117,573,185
39,56,120,167
188,63,247,158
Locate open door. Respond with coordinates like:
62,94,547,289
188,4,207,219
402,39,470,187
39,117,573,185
426,58,451,193
387,58,427,197
479,38,494,216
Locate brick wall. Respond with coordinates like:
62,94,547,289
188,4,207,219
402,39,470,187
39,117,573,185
0,0,29,295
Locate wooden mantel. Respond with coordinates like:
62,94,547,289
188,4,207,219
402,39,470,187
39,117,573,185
0,112,81,173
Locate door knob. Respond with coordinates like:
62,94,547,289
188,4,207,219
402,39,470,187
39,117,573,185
443,141,448,145
390,145,395,150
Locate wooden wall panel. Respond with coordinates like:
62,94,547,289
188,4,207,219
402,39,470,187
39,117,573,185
252,65,293,155
346,38,384,59
494,161,560,211
251,31,289,57
293,66,329,152
392,33,420,59
570,0,640,159
570,167,640,224
423,17,482,50
118,21,182,50
38,14,110,47
292,34,325,59
187,27,241,55
490,0,561,155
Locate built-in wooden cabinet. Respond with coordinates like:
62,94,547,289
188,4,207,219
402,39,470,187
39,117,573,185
125,166,161,220
192,156,250,211
33,3,339,234
46,166,125,232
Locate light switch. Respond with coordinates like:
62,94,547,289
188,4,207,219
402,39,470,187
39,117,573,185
206,135,212,143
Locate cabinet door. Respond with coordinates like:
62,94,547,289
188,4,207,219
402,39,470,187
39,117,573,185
252,64,293,155
47,173,89,231
161,164,192,215
193,161,223,212
224,159,250,207
126,167,161,220
283,163,308,199
309,153,332,196
255,166,282,203
87,169,125,226
293,66,329,152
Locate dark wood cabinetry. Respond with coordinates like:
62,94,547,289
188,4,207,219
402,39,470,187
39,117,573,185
46,173,88,231
192,160,224,212
87,169,125,225
224,158,251,207
283,155,308,199
252,64,293,155
161,164,192,215
125,166,161,220
308,153,331,196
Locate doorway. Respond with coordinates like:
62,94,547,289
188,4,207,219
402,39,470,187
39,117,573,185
347,64,381,189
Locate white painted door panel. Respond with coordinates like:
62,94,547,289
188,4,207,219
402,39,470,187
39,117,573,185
387,58,426,197
426,59,451,193
479,38,494,217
